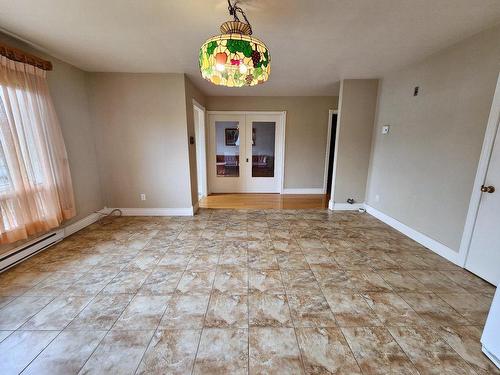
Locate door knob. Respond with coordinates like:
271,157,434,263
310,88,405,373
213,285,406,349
480,185,495,193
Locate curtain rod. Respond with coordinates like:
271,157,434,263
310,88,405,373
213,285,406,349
0,42,53,71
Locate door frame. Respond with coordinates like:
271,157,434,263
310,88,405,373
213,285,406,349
193,99,208,198
206,111,287,193
459,72,500,267
323,109,339,194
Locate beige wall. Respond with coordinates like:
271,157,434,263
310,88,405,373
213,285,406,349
184,76,206,207
0,32,103,225
366,24,500,251
333,79,378,204
87,73,193,209
206,96,338,189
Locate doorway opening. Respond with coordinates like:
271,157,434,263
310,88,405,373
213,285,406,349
193,100,207,200
323,110,339,197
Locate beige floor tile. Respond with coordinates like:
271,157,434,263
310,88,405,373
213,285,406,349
409,270,468,294
0,330,13,342
437,292,493,314
67,294,134,330
22,330,106,375
21,295,93,330
388,325,477,375
176,271,215,294
249,327,304,374
362,292,425,326
194,328,248,374
213,268,248,294
63,269,118,296
0,330,59,375
437,325,500,375
377,269,431,292
0,295,53,330
205,292,248,328
136,329,201,375
249,292,292,327
113,295,170,330
296,327,362,374
158,293,210,329
100,270,150,294
137,268,183,295
78,329,153,375
0,210,494,374
186,253,220,272
0,295,16,309
344,270,393,292
442,270,496,296
287,293,337,328
248,252,279,269
399,292,469,327
323,291,382,327
341,326,419,375
281,269,322,295
249,270,285,294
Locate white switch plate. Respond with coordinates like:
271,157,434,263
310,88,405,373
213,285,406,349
382,125,390,134
140,193,146,201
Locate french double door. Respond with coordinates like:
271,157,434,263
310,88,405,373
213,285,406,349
207,112,284,193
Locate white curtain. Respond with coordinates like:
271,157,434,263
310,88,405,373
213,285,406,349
0,55,76,244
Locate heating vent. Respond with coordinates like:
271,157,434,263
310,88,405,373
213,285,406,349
0,229,64,273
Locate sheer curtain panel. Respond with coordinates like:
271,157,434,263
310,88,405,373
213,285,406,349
0,55,75,244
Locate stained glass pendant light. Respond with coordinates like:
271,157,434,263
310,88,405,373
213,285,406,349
199,0,270,87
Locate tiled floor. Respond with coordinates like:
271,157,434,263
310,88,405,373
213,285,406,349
0,209,497,375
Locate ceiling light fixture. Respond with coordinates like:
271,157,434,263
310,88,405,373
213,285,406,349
199,0,270,87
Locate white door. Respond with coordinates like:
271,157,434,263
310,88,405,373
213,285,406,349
208,114,246,193
208,112,284,193
465,114,500,286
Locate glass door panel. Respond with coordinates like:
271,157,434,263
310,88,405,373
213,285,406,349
245,114,283,193
251,121,276,177
215,121,240,177
208,114,246,193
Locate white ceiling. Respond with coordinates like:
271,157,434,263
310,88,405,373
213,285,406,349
1,0,499,96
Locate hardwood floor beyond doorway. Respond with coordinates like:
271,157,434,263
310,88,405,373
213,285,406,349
198,194,329,209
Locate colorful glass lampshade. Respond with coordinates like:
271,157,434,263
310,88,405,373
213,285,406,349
199,19,270,87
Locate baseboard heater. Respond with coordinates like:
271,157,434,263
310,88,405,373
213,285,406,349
0,229,64,273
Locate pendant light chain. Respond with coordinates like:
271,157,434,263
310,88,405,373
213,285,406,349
227,0,253,35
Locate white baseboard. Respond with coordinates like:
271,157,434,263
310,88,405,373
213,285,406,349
364,204,461,266
332,203,365,211
111,207,195,216
63,212,102,237
282,188,324,194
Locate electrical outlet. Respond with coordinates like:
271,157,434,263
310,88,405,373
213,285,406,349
382,125,390,135
140,193,146,201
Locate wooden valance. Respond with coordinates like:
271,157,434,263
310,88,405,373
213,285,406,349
0,42,53,71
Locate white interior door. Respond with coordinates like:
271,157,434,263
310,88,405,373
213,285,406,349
244,114,283,193
465,117,500,286
208,114,246,193
208,112,284,193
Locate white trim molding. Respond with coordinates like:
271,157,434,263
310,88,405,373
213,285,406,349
282,188,324,194
365,204,462,266
112,207,196,216
332,202,365,211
